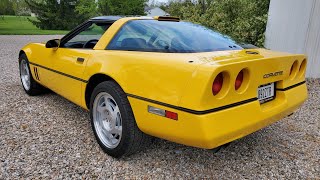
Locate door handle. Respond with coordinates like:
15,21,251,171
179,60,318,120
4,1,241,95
77,57,85,63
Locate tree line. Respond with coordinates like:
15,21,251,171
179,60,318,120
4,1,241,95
0,0,29,16
0,0,147,30
26,0,147,30
1,0,270,46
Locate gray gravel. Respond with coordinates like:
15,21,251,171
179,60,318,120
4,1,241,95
0,35,319,179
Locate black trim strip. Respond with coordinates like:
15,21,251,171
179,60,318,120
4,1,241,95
276,81,306,91
29,62,88,83
127,93,258,115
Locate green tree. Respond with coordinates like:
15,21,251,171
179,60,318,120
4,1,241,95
167,0,270,47
0,0,15,15
26,0,86,30
11,0,31,16
98,0,147,15
75,0,98,19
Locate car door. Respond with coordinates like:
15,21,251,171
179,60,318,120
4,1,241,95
48,22,109,106
48,48,90,106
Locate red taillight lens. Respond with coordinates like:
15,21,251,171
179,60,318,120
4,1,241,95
289,61,299,79
235,70,244,90
212,73,224,95
298,59,307,77
290,65,294,75
165,111,178,120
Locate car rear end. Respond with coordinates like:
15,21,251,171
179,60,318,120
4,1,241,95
131,49,308,149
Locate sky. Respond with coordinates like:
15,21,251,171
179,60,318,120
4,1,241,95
156,0,169,3
148,0,170,5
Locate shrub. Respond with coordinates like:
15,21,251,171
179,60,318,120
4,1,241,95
167,0,270,47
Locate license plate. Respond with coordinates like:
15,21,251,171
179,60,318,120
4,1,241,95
257,83,275,103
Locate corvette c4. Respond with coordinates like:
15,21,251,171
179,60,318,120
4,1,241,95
19,16,308,158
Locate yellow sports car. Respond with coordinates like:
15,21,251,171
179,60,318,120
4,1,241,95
19,16,308,158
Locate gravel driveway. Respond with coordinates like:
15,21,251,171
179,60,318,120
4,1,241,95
0,35,319,179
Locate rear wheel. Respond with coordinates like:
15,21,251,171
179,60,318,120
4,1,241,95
90,81,151,158
19,54,45,96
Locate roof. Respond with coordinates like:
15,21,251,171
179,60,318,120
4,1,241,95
89,16,179,23
144,7,153,11
90,16,123,22
89,16,155,23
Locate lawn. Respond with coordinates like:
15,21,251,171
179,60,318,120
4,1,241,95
0,16,69,35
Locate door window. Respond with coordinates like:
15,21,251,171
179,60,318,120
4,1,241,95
62,23,111,49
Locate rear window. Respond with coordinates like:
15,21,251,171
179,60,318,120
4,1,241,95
107,20,242,53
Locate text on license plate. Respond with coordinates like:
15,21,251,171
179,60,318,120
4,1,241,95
257,83,275,103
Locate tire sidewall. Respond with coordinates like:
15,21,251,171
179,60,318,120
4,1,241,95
19,55,32,94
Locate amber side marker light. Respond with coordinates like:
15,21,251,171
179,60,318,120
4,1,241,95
148,106,178,120
212,73,224,95
235,70,244,90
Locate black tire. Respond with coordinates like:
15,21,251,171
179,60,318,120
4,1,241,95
210,143,231,153
19,54,45,96
90,81,152,158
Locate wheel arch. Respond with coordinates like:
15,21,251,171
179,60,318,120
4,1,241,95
19,44,35,61
19,48,32,62
85,73,124,109
19,50,26,61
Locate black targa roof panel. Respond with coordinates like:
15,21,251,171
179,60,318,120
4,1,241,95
90,16,123,22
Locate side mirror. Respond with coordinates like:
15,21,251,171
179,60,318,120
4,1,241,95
45,39,60,49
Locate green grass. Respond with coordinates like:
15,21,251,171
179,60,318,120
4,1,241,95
0,16,69,35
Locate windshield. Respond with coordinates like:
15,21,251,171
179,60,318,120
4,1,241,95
107,20,243,53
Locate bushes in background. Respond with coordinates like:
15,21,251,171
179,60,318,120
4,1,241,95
166,0,270,47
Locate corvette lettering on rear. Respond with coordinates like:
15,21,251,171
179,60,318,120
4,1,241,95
263,71,283,78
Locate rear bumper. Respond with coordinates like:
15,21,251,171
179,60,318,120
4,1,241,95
128,83,307,149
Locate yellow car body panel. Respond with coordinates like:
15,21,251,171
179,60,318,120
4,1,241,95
20,17,308,149
129,84,307,149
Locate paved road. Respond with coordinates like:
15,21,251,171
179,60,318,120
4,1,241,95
0,35,319,179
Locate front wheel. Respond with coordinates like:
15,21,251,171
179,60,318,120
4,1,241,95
19,54,45,96
90,81,151,158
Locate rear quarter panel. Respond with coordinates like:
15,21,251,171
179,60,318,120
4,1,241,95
82,50,202,107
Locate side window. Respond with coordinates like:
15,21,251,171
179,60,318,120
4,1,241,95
108,21,154,51
107,21,176,52
63,23,111,49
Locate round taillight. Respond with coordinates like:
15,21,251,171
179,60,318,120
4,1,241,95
298,59,307,76
289,61,299,79
212,73,224,95
290,64,294,75
235,70,244,90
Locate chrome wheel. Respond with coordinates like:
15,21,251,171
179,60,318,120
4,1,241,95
93,92,122,149
20,59,31,91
